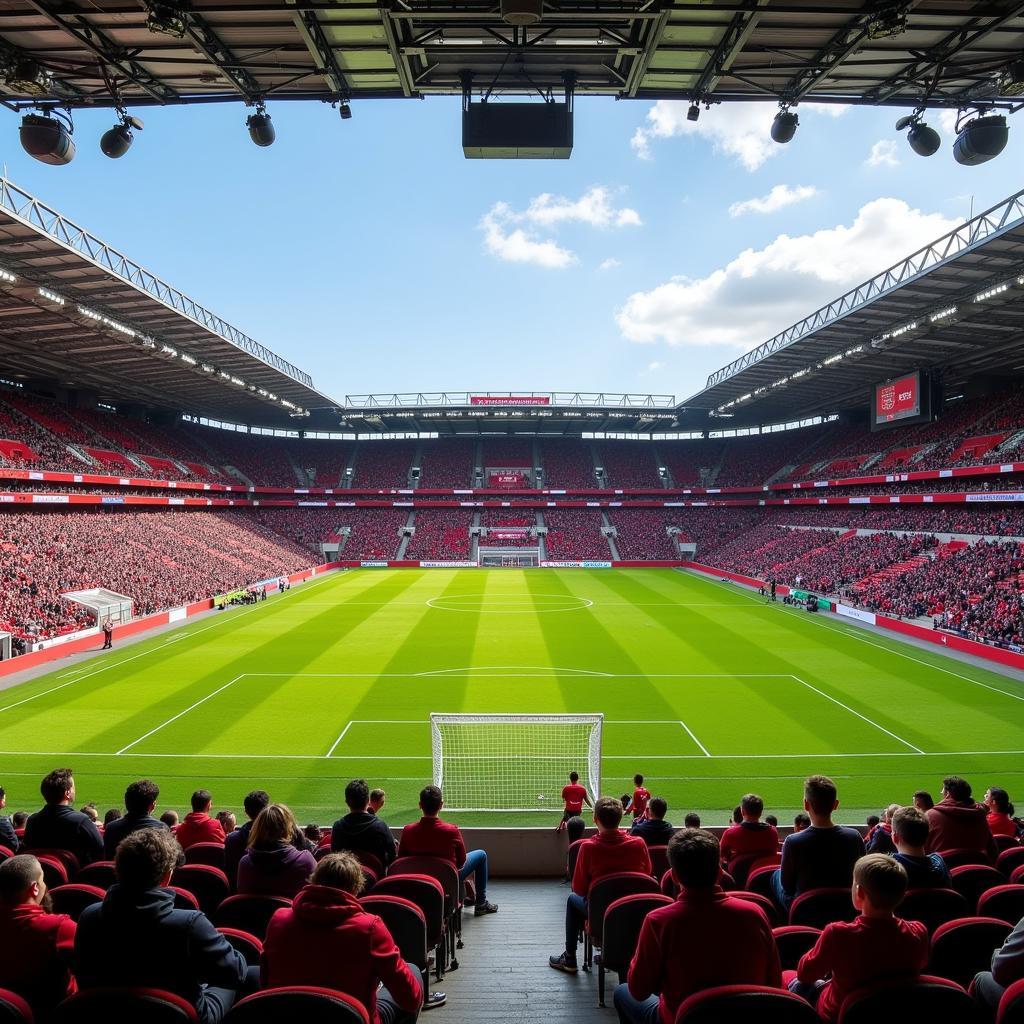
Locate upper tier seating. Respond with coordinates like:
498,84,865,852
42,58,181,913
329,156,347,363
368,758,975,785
543,509,609,559
597,442,661,488
539,440,597,489
351,443,416,489
417,440,475,489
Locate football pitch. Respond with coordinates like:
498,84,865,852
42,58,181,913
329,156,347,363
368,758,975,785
2,567,1023,828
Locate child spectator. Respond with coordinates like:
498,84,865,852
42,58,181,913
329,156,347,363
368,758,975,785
890,806,951,889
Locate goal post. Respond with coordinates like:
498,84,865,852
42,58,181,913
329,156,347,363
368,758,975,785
430,712,603,812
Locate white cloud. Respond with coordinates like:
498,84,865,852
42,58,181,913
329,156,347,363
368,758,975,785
631,101,849,170
479,187,640,270
729,184,818,218
615,198,959,348
937,109,960,136
525,187,642,229
480,203,576,269
866,139,900,168
598,258,622,271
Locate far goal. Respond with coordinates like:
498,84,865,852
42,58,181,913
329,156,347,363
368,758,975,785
430,712,603,812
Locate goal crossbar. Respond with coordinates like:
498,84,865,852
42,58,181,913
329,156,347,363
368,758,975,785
430,712,603,812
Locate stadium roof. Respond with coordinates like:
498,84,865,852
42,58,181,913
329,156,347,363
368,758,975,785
2,1,1024,109
683,186,1024,426
0,175,338,428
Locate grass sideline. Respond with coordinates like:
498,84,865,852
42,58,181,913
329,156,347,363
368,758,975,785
1,567,1022,828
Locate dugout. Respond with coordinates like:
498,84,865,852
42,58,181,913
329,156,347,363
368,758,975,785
61,589,133,627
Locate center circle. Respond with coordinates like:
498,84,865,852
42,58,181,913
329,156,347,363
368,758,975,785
426,594,593,613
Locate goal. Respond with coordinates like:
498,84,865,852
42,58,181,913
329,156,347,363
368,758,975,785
430,713,603,812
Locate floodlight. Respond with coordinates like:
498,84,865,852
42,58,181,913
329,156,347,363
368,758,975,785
866,3,908,39
19,110,75,165
246,103,275,147
895,112,940,157
100,112,144,159
953,113,1008,165
770,108,798,144
339,101,352,120
998,60,1024,97
143,0,188,38
687,102,700,122
4,59,51,97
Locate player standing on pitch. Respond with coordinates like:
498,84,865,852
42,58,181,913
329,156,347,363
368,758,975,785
628,773,651,821
557,771,591,832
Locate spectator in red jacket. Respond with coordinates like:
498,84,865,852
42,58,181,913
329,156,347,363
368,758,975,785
924,776,996,859
985,787,1018,838
719,793,779,870
613,828,780,1024
236,804,316,900
398,785,497,916
0,854,76,1017
174,790,226,850
787,854,929,1023
263,852,425,1023
550,796,652,975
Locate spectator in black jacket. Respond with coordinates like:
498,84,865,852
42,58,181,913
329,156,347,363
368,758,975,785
770,775,864,912
103,779,168,859
332,778,397,868
23,768,102,867
0,788,19,853
629,797,675,846
75,828,257,1024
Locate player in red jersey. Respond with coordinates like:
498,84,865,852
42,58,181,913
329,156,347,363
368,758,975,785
628,774,651,821
557,772,592,832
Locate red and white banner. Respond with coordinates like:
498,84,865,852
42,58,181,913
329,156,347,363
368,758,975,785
470,396,549,406
489,472,528,488
874,372,920,424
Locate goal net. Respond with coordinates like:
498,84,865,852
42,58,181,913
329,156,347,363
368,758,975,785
430,713,603,812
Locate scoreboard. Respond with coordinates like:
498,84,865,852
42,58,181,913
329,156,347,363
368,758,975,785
871,370,933,430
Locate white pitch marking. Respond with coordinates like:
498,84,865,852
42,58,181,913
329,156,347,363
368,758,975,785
678,720,711,757
325,721,354,757
115,674,245,755
789,675,925,754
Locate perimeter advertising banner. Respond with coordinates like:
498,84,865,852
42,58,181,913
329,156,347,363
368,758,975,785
470,396,550,406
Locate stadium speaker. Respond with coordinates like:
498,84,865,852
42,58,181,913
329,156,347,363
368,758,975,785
953,114,1008,165
247,108,275,147
770,109,798,144
463,101,572,159
19,112,76,165
100,114,144,159
501,0,542,25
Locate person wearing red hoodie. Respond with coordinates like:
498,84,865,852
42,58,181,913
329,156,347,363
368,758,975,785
787,854,929,1023
0,854,76,1019
985,787,1018,839
549,795,652,975
263,852,426,1023
924,776,996,859
174,790,226,851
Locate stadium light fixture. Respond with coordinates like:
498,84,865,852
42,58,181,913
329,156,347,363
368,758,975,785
38,287,65,305
4,59,51,97
0,268,16,284
895,110,940,157
339,102,352,121
953,112,1008,165
998,60,1024,97
866,2,909,39
247,101,275,147
20,109,75,165
687,102,700,122
142,0,188,38
100,110,144,159
770,106,798,144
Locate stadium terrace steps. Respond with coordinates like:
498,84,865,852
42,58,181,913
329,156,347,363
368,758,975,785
851,554,932,593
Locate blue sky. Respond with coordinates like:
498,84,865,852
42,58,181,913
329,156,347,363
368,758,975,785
3,97,1023,407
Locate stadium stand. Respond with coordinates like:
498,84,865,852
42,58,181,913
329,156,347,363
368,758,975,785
608,509,680,560
350,442,416,489
543,509,610,560
478,511,536,547
597,442,661,489
417,440,475,489
405,510,474,560
538,440,597,489
659,440,724,487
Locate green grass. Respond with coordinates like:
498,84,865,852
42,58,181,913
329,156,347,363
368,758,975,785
2,567,1023,828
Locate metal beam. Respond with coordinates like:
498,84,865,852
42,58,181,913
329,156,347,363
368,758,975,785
286,1,351,101
689,0,767,100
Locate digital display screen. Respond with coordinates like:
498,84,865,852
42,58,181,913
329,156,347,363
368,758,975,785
873,371,921,426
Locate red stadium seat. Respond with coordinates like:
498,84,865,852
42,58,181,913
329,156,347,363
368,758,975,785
217,928,264,966
0,846,14,865
675,984,820,1023
0,988,33,1024
214,895,292,941
360,896,429,974
184,843,225,869
49,883,106,921
370,875,445,978
24,849,79,879
772,926,822,971
978,884,1024,925
994,836,1020,855
732,891,782,927
950,864,1004,910
170,865,230,916
789,887,858,928
896,888,969,934
930,917,1013,988
659,869,678,898
388,856,462,969
646,845,669,880
53,987,199,1023
729,852,780,889
998,977,1024,1024
584,872,661,971
352,851,385,878
939,848,991,869
837,974,981,1024
224,987,369,1024
76,862,117,890
567,839,585,882
1012,864,1024,885
597,893,672,1006
169,886,200,911
35,856,68,890
997,847,1024,878
745,864,779,902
